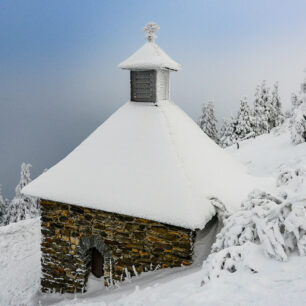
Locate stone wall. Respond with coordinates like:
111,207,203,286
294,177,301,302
40,199,195,293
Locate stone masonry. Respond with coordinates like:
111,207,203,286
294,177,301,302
40,199,195,293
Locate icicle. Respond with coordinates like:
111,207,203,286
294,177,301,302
109,258,113,286
124,267,131,282
132,265,138,277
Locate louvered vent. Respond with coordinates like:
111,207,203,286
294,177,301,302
131,70,156,102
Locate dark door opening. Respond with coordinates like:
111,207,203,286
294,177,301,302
91,248,104,278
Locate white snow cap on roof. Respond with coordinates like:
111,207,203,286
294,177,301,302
22,101,271,230
119,22,181,71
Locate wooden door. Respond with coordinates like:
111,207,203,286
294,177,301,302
91,248,104,278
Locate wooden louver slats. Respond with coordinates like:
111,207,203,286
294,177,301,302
131,70,156,102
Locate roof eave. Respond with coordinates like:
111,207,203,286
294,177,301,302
118,64,181,72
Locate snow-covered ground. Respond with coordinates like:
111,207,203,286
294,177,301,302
1,124,306,306
227,121,306,177
0,218,41,306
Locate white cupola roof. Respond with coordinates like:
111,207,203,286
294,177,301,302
119,22,181,71
22,24,272,230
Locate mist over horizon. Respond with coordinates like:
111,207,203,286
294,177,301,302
1,0,306,198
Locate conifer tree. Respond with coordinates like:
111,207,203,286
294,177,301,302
198,101,219,144
253,81,272,135
270,82,284,128
236,97,255,141
290,103,306,145
0,186,6,226
5,163,39,224
291,76,306,145
219,116,238,148
219,119,229,148
291,93,303,115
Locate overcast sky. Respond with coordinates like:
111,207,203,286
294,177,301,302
1,0,306,198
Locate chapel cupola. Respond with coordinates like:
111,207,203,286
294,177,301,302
119,23,181,103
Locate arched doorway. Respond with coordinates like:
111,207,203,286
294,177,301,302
77,235,111,286
90,247,104,278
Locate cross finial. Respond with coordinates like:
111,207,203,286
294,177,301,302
143,22,160,42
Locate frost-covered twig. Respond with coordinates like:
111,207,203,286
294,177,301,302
209,197,230,224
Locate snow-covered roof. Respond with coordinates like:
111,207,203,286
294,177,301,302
118,23,181,71
118,42,181,71
22,101,269,230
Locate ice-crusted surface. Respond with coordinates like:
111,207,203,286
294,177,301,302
118,42,181,71
22,101,268,229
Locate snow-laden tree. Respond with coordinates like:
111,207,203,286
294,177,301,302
219,116,238,148
253,81,270,135
198,101,219,144
211,190,281,253
201,242,257,285
270,82,284,128
201,167,306,285
235,97,255,141
5,163,39,224
211,168,306,262
276,168,306,195
0,186,6,225
290,102,306,145
290,77,306,145
218,119,228,148
291,93,303,114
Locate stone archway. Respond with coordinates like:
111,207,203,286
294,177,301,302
77,235,111,284
78,235,110,258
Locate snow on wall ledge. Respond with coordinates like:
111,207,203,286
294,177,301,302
22,101,273,230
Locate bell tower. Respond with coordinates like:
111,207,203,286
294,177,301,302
119,22,181,103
